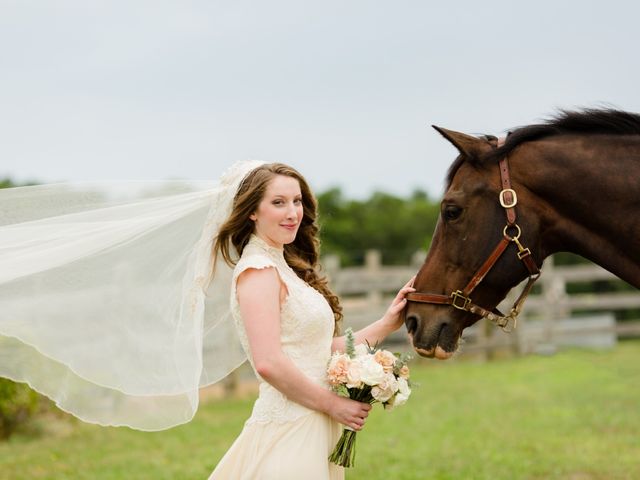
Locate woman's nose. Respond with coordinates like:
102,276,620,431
285,203,297,218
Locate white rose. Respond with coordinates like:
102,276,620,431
397,377,410,396
390,377,411,408
359,355,386,386
354,343,369,358
371,373,399,403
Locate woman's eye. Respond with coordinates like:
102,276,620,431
443,205,463,221
294,198,302,205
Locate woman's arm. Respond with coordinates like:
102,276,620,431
237,266,371,431
331,277,415,353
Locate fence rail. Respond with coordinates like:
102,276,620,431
215,252,639,397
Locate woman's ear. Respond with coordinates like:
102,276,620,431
249,213,257,221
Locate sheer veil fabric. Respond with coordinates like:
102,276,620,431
0,160,265,431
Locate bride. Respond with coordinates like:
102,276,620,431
0,160,414,479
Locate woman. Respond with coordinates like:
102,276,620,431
0,160,413,477
208,163,415,479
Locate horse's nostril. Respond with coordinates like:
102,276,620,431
405,315,419,335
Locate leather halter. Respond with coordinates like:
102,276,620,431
406,146,541,332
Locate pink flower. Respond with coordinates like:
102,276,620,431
374,349,397,374
327,354,351,386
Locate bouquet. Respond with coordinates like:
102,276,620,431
326,328,412,467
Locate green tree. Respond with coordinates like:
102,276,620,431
0,178,15,189
317,187,440,265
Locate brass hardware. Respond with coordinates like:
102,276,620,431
512,236,529,256
450,290,471,310
503,223,522,240
499,315,516,333
499,188,518,208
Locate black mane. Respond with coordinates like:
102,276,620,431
487,108,640,162
445,108,640,189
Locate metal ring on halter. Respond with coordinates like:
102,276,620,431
502,223,521,241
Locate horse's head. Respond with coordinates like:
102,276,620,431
405,127,542,359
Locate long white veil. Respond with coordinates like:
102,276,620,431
0,160,264,431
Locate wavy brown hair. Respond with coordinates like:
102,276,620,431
212,163,343,332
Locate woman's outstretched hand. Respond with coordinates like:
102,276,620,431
381,276,416,332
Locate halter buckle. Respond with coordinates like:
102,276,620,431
450,290,471,311
499,189,518,208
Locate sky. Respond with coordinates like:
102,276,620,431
2,0,639,199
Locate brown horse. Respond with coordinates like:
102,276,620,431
405,109,640,359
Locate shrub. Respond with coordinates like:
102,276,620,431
0,378,40,440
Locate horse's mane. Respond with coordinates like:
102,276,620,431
446,108,640,188
487,108,640,162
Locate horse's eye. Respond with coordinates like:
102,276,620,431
443,205,463,222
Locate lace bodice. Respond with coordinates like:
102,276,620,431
230,234,335,424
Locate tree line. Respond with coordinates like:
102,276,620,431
316,187,439,265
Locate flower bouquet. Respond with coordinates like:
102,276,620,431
326,328,412,468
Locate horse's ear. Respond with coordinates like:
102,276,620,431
432,126,490,160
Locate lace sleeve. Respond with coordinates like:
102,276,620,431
229,253,282,382
231,253,280,303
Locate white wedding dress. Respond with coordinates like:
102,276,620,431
208,234,344,480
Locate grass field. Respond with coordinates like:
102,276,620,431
1,341,639,479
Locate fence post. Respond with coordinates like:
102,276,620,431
539,256,569,346
364,250,382,304
323,253,341,280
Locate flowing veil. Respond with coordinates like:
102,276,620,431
0,160,264,431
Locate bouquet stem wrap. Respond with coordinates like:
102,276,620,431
328,385,374,467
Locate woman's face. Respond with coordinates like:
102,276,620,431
250,174,303,249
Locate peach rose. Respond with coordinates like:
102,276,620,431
374,349,397,374
327,354,351,386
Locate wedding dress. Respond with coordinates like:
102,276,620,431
208,234,343,480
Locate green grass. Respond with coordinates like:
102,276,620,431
1,341,639,480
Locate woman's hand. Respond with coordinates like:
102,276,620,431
380,276,416,332
325,394,372,431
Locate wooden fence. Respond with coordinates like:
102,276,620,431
324,251,640,358
211,252,639,397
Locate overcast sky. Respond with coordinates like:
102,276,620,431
2,0,639,198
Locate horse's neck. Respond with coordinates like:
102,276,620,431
517,136,640,288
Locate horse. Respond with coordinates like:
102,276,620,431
405,109,640,360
